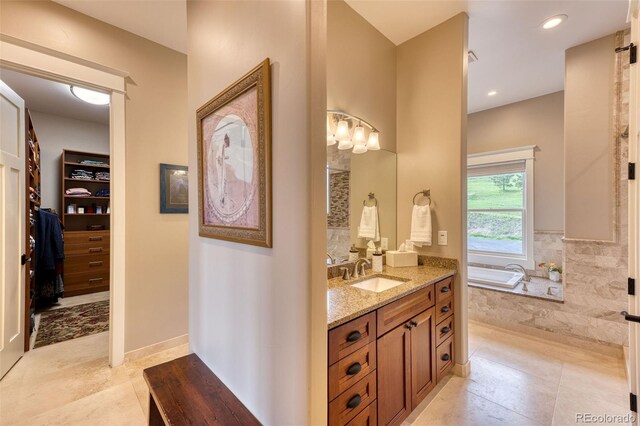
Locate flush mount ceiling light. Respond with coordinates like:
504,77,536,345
487,90,497,96
327,110,380,154
70,86,110,106
542,14,567,30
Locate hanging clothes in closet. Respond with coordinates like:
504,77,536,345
35,209,64,301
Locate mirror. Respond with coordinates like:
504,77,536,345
327,145,397,265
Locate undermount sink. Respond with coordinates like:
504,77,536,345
351,276,405,293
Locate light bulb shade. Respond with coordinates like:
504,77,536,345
327,134,336,146
337,139,354,150
366,132,380,150
335,120,350,141
353,125,366,145
352,144,368,154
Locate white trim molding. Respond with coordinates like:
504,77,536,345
0,36,128,367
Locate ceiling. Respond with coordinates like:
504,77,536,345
0,68,109,124
346,0,630,112
54,0,187,53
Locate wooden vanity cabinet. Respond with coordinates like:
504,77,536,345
328,275,454,426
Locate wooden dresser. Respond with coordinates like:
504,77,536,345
328,275,454,426
63,230,110,296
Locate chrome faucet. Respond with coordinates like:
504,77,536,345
327,253,336,265
353,258,371,279
505,263,530,282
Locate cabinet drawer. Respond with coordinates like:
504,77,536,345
436,316,454,347
329,342,376,401
64,270,110,288
64,253,109,274
435,298,453,324
64,231,110,245
345,400,377,426
435,276,453,303
329,312,376,365
65,241,110,256
329,372,377,426
377,286,434,337
436,335,454,381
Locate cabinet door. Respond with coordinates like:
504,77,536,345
377,323,411,426
410,307,436,409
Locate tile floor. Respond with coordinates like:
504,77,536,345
0,321,632,425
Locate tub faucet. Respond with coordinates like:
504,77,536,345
505,264,530,282
327,253,335,265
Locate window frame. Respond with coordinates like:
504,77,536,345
467,146,536,269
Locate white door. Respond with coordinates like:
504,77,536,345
0,80,26,380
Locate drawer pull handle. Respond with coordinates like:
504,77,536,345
441,306,450,313
441,286,450,293
346,331,361,342
346,362,362,376
89,278,104,283
89,247,103,253
441,326,451,334
89,237,103,241
346,394,361,410
89,261,103,267
441,353,451,362
410,320,418,327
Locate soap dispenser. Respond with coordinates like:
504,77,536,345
372,248,383,273
348,244,359,262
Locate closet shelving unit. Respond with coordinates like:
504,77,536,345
24,109,40,351
61,150,110,296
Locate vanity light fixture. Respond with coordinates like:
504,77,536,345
542,14,567,30
327,110,380,154
487,90,497,96
70,86,110,106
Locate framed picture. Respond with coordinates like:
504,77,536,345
160,163,189,214
196,58,272,247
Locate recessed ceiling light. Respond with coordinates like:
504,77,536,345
542,14,567,30
487,91,497,96
70,86,110,106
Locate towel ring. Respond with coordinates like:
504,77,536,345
413,189,431,206
363,192,378,207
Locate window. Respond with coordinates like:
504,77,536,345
467,146,535,269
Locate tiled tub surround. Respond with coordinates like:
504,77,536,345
470,276,564,303
327,264,455,329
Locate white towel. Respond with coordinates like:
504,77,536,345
358,206,380,241
410,204,432,247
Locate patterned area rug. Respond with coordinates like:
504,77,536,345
34,300,109,348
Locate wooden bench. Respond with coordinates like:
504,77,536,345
143,353,261,425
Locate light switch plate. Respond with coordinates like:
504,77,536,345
381,237,389,250
438,231,448,246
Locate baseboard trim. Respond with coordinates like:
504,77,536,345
124,334,189,362
453,360,471,378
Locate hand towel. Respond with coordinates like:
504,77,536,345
358,205,380,241
410,204,432,247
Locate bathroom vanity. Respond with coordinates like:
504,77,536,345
327,266,455,426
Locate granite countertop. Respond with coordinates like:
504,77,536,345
327,265,456,329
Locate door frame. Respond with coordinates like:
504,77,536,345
0,34,128,367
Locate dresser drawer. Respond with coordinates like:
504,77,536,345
64,231,110,245
436,335,454,381
329,372,377,426
329,312,377,365
345,400,377,426
377,286,434,337
435,298,454,324
64,253,109,274
65,240,110,256
329,342,376,401
436,316,454,347
435,276,453,302
64,270,110,293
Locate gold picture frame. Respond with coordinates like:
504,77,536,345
196,59,272,247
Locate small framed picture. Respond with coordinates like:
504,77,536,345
160,163,189,214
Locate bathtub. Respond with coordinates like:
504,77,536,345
468,266,524,289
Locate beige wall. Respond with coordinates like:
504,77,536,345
0,1,189,352
187,1,325,423
327,0,396,152
565,35,616,240
29,111,109,214
396,13,468,367
468,91,565,232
